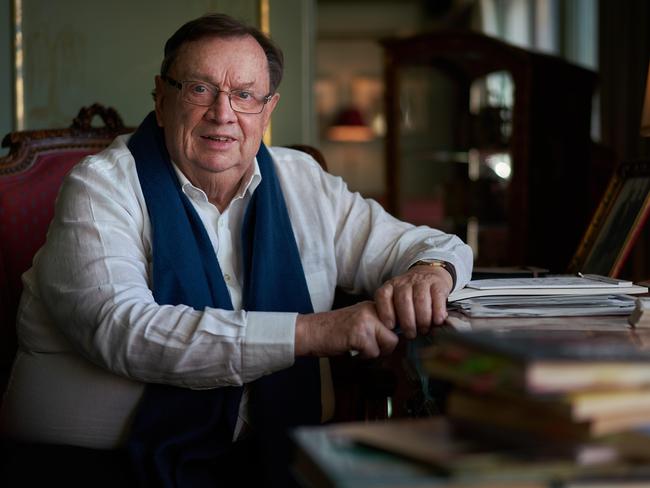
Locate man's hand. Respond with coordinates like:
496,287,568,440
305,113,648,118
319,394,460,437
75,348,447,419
295,301,399,358
374,265,453,339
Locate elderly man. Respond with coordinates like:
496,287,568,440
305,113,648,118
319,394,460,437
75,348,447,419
1,13,472,487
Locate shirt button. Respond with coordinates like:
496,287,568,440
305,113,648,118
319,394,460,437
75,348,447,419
218,219,225,228
224,274,231,282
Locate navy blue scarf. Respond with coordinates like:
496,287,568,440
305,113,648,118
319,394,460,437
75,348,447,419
126,112,321,487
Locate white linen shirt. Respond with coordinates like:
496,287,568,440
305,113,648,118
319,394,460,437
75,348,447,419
0,135,473,449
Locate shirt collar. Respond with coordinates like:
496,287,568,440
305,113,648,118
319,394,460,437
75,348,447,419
171,158,262,206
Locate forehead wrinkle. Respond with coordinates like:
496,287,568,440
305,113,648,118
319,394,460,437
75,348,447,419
181,70,263,92
173,37,271,91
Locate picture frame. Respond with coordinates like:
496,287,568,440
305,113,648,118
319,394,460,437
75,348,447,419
568,160,650,277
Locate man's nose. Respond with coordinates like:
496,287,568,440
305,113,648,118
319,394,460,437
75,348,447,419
206,91,236,122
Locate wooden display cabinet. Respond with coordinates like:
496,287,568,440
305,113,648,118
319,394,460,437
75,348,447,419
381,30,597,272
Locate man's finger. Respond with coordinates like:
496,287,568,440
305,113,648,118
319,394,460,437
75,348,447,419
431,286,449,325
374,284,396,330
393,285,416,338
412,283,433,333
375,325,399,355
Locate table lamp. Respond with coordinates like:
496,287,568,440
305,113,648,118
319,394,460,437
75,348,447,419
327,106,374,142
642,61,650,137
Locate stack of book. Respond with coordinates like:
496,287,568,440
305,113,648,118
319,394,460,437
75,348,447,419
418,328,650,452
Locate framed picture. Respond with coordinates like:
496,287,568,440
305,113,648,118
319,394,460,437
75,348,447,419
568,160,650,277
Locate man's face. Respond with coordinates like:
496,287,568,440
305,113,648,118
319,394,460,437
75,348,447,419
154,35,278,182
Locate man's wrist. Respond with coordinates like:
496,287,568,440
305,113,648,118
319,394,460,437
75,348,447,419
409,259,456,289
409,259,447,270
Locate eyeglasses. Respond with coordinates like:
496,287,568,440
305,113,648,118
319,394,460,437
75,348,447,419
162,75,273,114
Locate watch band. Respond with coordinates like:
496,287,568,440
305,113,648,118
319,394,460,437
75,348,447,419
409,259,457,289
410,260,446,269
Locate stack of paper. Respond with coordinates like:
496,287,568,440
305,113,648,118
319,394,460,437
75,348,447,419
453,295,638,318
448,275,648,318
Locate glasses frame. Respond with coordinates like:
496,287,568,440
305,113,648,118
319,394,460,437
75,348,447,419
162,75,273,114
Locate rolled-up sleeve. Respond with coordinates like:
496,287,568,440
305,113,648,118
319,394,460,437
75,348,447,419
273,149,473,296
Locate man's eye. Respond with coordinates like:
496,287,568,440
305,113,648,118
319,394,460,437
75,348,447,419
234,91,253,100
189,83,210,95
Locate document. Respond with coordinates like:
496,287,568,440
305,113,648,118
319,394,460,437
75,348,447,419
448,275,647,303
466,275,633,290
451,294,637,318
447,274,648,317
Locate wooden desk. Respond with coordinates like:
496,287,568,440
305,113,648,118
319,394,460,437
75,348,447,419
293,314,650,487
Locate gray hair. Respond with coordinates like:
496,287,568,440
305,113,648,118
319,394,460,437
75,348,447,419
154,13,284,100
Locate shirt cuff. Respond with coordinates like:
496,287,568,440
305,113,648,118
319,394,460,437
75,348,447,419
242,311,296,383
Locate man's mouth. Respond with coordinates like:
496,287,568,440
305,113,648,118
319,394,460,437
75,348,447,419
202,135,235,142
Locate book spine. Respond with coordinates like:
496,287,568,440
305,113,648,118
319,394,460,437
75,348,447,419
419,343,528,394
447,391,589,442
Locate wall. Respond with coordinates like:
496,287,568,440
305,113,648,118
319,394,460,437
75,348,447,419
0,0,314,148
0,0,12,155
315,0,423,198
270,0,316,145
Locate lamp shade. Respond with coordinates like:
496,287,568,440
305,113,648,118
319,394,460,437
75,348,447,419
327,106,374,142
642,61,650,137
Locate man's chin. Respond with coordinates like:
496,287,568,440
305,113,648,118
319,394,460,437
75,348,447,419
197,157,252,176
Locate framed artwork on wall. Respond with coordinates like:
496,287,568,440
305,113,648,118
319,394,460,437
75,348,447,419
568,160,650,277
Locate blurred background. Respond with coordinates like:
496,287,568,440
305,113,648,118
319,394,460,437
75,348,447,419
1,0,648,279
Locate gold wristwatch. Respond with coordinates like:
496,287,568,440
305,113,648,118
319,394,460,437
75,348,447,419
409,259,456,288
410,260,447,269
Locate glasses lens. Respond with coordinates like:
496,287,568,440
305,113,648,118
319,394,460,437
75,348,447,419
180,81,267,113
230,90,264,114
182,81,217,106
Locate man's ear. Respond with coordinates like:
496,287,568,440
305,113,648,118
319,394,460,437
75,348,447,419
154,75,166,127
262,92,280,129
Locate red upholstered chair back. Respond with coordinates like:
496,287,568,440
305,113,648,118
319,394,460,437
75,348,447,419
0,104,131,393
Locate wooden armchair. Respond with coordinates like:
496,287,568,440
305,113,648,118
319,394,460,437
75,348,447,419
0,104,132,395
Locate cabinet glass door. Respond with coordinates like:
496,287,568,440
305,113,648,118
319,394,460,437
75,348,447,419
396,67,513,266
